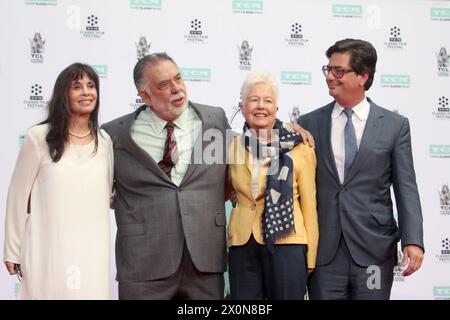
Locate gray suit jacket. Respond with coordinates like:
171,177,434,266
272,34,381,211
298,98,424,267
102,102,229,283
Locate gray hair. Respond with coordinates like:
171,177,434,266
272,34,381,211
133,52,177,91
240,70,279,103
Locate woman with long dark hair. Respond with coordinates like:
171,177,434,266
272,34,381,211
3,63,113,299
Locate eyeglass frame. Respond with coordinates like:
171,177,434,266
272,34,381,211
322,65,355,79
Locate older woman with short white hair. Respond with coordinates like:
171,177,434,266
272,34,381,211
227,70,318,300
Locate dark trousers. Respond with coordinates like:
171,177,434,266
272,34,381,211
118,242,224,300
229,235,308,300
308,236,396,300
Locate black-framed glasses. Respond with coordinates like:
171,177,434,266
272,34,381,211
322,65,355,79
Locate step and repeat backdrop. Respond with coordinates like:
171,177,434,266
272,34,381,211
0,0,449,299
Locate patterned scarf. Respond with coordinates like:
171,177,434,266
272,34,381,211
242,119,303,252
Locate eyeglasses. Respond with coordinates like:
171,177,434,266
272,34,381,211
322,65,355,79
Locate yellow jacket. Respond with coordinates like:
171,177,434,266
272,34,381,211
227,136,319,268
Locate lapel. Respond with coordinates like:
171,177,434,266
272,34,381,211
318,102,341,185
116,105,174,185
179,102,213,187
343,99,384,185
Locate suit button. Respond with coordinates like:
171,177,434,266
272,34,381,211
251,203,256,210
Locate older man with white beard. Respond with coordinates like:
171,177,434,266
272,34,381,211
102,52,231,299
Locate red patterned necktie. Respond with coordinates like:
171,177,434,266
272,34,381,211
158,122,179,178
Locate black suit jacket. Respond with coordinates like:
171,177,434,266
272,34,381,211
299,98,424,267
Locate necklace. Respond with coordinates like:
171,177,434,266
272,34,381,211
68,129,91,138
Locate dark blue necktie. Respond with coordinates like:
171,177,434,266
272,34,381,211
343,108,357,178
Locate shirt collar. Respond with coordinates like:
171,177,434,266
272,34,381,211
331,96,370,121
172,104,190,132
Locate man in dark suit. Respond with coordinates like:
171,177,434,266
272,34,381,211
298,39,424,300
102,53,229,299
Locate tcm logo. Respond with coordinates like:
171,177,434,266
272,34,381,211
91,65,108,78
25,0,57,5
389,26,401,42
181,68,211,82
281,71,311,85
129,93,144,110
442,238,450,255
437,97,449,111
291,23,302,39
86,14,99,31
80,14,105,39
431,8,450,21
233,0,264,13
130,0,162,9
434,286,450,299
380,74,411,88
19,134,25,146
285,23,309,47
30,84,43,101
435,238,450,263
184,18,208,43
432,96,450,120
190,19,203,35
430,145,450,158
332,4,363,17
24,84,47,109
384,26,407,49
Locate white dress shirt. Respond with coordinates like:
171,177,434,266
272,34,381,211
251,158,267,199
331,98,370,183
131,105,202,186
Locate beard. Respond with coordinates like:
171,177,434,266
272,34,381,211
150,92,188,121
